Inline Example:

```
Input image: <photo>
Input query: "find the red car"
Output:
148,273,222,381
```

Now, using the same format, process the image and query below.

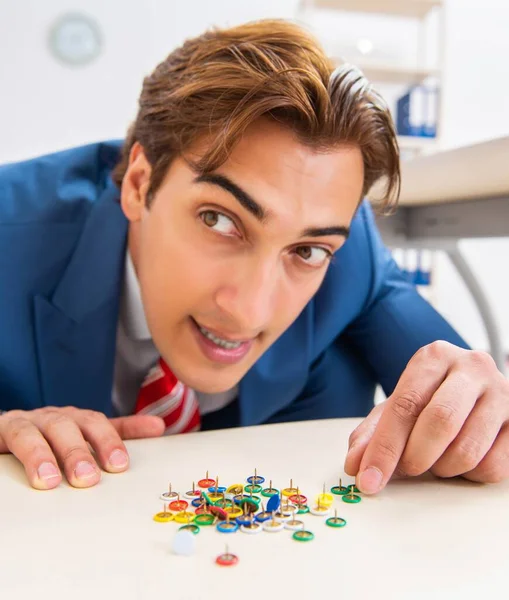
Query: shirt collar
121,251,152,340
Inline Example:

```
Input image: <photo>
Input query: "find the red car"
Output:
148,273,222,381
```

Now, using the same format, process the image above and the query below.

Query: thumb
344,402,386,476
110,414,166,440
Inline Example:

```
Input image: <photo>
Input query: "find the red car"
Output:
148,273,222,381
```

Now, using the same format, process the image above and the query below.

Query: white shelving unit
328,59,440,85
298,0,446,314
298,0,445,156
398,134,438,150
312,0,442,19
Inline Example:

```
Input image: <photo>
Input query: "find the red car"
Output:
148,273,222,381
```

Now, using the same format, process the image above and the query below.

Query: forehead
230,119,362,178
154,119,365,235
190,119,364,221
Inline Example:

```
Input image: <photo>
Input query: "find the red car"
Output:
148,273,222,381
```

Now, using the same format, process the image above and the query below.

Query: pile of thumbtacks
153,469,362,566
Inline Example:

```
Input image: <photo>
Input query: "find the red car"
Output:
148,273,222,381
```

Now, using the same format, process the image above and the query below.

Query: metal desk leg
447,245,506,375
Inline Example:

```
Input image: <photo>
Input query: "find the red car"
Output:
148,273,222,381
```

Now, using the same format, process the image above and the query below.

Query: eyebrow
193,172,350,239
301,225,350,239
194,173,266,221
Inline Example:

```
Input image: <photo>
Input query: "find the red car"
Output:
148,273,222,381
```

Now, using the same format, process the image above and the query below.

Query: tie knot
134,357,200,434
158,357,178,389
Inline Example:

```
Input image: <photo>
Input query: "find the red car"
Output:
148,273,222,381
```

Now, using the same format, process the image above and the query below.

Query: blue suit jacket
0,141,468,427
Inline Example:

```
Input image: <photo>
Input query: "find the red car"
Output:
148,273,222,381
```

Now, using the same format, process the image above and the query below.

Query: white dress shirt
111,253,238,417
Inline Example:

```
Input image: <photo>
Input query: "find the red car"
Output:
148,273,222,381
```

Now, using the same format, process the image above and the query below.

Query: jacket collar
49,177,127,322
33,177,128,413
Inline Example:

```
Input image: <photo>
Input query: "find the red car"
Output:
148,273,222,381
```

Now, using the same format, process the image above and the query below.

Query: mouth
190,318,255,365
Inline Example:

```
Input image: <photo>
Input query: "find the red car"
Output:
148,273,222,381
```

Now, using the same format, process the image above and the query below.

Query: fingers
430,390,507,479
355,346,450,494
110,414,165,440
0,431,7,453
0,413,62,490
75,410,130,474
398,370,483,477
0,408,165,491
462,421,509,484
344,402,385,476
36,411,101,488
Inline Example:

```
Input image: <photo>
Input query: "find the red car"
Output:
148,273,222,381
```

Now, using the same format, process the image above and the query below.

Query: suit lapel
239,301,314,425
33,179,127,415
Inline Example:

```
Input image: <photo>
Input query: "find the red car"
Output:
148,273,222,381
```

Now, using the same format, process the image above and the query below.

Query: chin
191,377,241,395
176,366,244,394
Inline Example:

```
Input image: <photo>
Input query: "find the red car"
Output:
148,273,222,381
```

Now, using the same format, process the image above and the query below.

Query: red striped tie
135,358,200,434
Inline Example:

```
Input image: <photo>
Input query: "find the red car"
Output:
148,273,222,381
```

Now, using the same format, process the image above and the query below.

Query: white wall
430,0,509,354
1,0,508,354
0,1,149,162
0,0,297,164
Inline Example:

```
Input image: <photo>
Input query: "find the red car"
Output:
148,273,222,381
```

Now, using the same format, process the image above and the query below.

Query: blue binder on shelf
396,91,411,136
396,86,438,138
423,86,438,138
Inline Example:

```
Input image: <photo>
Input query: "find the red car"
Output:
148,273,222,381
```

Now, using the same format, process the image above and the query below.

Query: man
1,20,508,494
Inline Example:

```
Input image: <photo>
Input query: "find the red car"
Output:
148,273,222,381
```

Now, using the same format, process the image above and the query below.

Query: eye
200,210,238,236
294,245,332,267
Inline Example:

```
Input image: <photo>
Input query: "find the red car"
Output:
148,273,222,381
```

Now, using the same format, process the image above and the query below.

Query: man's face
122,119,363,393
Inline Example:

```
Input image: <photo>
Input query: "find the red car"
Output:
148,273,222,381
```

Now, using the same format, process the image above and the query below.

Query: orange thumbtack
169,495,188,512
198,470,216,488
216,544,238,566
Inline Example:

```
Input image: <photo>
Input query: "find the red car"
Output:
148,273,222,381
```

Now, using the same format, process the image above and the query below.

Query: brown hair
112,19,400,211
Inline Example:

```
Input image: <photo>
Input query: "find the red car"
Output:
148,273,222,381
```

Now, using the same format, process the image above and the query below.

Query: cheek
136,219,196,319
269,274,324,336
137,219,226,324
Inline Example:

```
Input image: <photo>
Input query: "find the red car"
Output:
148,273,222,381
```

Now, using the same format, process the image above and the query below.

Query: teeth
199,325,243,350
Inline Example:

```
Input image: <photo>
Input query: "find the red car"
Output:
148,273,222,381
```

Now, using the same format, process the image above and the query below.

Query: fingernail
109,449,128,469
74,461,97,480
346,441,357,457
37,462,60,481
359,466,383,494
346,441,363,463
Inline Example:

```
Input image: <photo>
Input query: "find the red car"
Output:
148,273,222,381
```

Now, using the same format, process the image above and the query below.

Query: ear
120,142,152,222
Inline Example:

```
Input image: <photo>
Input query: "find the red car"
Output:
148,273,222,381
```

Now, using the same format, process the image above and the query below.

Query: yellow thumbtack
153,503,174,523
316,482,334,506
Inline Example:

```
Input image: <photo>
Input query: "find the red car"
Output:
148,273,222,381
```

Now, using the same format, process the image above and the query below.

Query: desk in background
375,136,509,373
1,418,509,600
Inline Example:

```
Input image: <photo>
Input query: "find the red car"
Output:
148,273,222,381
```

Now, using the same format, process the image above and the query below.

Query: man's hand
345,341,509,494
0,406,165,490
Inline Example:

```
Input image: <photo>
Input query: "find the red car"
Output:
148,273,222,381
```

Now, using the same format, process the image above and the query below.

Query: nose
214,256,280,334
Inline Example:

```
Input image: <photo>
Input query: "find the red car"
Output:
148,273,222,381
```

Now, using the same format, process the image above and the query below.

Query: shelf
398,135,438,150
311,0,442,19
331,58,440,84
367,138,439,206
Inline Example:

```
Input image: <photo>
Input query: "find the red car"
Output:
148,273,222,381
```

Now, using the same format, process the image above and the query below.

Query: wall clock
49,13,103,67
